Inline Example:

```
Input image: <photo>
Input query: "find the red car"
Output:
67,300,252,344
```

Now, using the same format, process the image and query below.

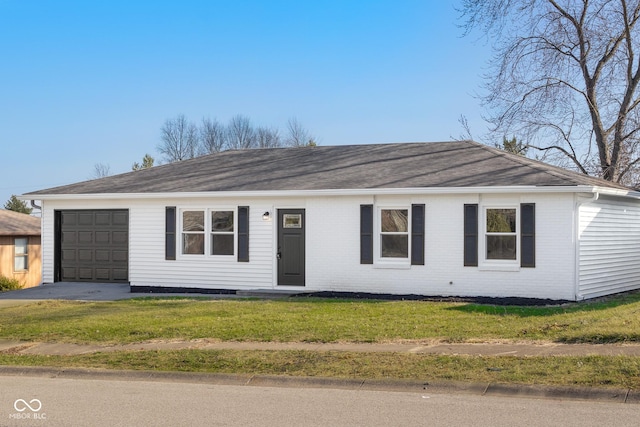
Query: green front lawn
1,292,640,345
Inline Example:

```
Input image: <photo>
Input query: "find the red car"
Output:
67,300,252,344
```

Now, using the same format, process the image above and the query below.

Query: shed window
14,238,28,271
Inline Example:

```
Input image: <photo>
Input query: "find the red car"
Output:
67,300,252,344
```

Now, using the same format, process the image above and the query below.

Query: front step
236,289,303,298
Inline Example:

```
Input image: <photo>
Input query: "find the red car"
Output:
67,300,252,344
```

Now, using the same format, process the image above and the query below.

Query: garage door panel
62,212,77,226
62,231,77,244
95,212,111,225
113,231,127,244
113,269,128,281
78,250,93,261
62,267,77,281
62,249,76,261
78,231,93,243
112,250,128,262
96,250,110,262
78,213,94,225
95,231,110,244
95,269,111,281
58,209,128,283
78,268,94,280
113,212,128,225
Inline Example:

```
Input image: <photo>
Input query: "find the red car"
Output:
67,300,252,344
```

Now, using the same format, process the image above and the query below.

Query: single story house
22,140,640,301
0,209,42,288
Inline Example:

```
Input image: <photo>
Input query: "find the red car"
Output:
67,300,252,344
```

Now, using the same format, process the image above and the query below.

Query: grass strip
2,294,640,344
1,350,639,389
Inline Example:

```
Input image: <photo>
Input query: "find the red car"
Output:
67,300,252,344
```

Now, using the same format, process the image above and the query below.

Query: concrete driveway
0,282,239,307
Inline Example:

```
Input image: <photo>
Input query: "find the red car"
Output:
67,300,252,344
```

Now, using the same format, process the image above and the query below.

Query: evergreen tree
4,195,32,214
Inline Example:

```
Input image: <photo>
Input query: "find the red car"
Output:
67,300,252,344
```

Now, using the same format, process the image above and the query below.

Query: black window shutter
411,204,425,265
464,204,478,267
165,206,176,260
238,206,250,262
360,205,373,264
520,203,535,268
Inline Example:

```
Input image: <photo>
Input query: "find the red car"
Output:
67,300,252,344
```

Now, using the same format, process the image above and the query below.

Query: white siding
41,192,584,300
304,193,577,300
131,198,277,289
578,196,640,299
41,202,54,283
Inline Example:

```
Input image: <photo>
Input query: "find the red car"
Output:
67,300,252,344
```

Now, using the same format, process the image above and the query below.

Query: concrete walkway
3,338,640,357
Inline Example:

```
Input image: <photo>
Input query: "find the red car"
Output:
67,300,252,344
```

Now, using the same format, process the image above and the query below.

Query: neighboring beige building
0,209,41,288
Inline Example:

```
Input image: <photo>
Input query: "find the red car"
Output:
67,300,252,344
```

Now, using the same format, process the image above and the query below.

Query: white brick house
24,141,640,301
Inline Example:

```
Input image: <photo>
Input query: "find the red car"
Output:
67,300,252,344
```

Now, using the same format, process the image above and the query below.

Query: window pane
14,256,27,271
381,209,408,232
183,234,204,254
14,238,28,255
212,234,234,255
381,235,408,258
283,214,302,229
183,211,204,232
212,211,234,232
487,209,516,233
487,235,516,260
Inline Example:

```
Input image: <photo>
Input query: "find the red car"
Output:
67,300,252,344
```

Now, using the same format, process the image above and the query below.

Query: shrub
0,275,23,292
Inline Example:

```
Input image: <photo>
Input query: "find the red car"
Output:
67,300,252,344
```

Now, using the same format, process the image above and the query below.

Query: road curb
0,365,636,404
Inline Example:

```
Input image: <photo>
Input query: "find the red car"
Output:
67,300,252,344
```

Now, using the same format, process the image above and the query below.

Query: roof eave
20,185,635,201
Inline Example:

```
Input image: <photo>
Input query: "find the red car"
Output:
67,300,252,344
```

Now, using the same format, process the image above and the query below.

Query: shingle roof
25,141,630,196
0,210,41,236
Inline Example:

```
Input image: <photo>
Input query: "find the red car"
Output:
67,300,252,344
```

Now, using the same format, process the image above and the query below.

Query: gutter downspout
574,191,600,301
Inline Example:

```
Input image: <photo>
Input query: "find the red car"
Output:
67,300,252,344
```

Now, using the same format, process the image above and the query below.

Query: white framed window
484,207,517,261
372,206,412,268
180,208,236,257
380,208,409,258
211,210,234,256
14,237,28,271
182,210,205,255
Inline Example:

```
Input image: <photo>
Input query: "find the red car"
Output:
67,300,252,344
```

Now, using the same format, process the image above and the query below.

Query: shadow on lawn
448,290,640,317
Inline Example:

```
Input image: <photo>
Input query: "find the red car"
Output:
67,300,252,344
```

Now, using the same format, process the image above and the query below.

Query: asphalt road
1,375,638,427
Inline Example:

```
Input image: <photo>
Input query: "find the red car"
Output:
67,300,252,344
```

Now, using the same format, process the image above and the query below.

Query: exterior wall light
262,211,271,221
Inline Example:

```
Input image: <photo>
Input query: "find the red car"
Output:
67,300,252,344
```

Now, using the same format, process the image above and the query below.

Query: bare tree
452,114,474,141
255,126,282,148
285,117,316,147
226,115,256,150
157,114,198,162
461,0,640,185
92,163,111,179
199,117,227,154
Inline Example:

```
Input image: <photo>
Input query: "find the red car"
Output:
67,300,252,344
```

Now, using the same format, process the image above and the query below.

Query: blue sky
0,0,491,205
